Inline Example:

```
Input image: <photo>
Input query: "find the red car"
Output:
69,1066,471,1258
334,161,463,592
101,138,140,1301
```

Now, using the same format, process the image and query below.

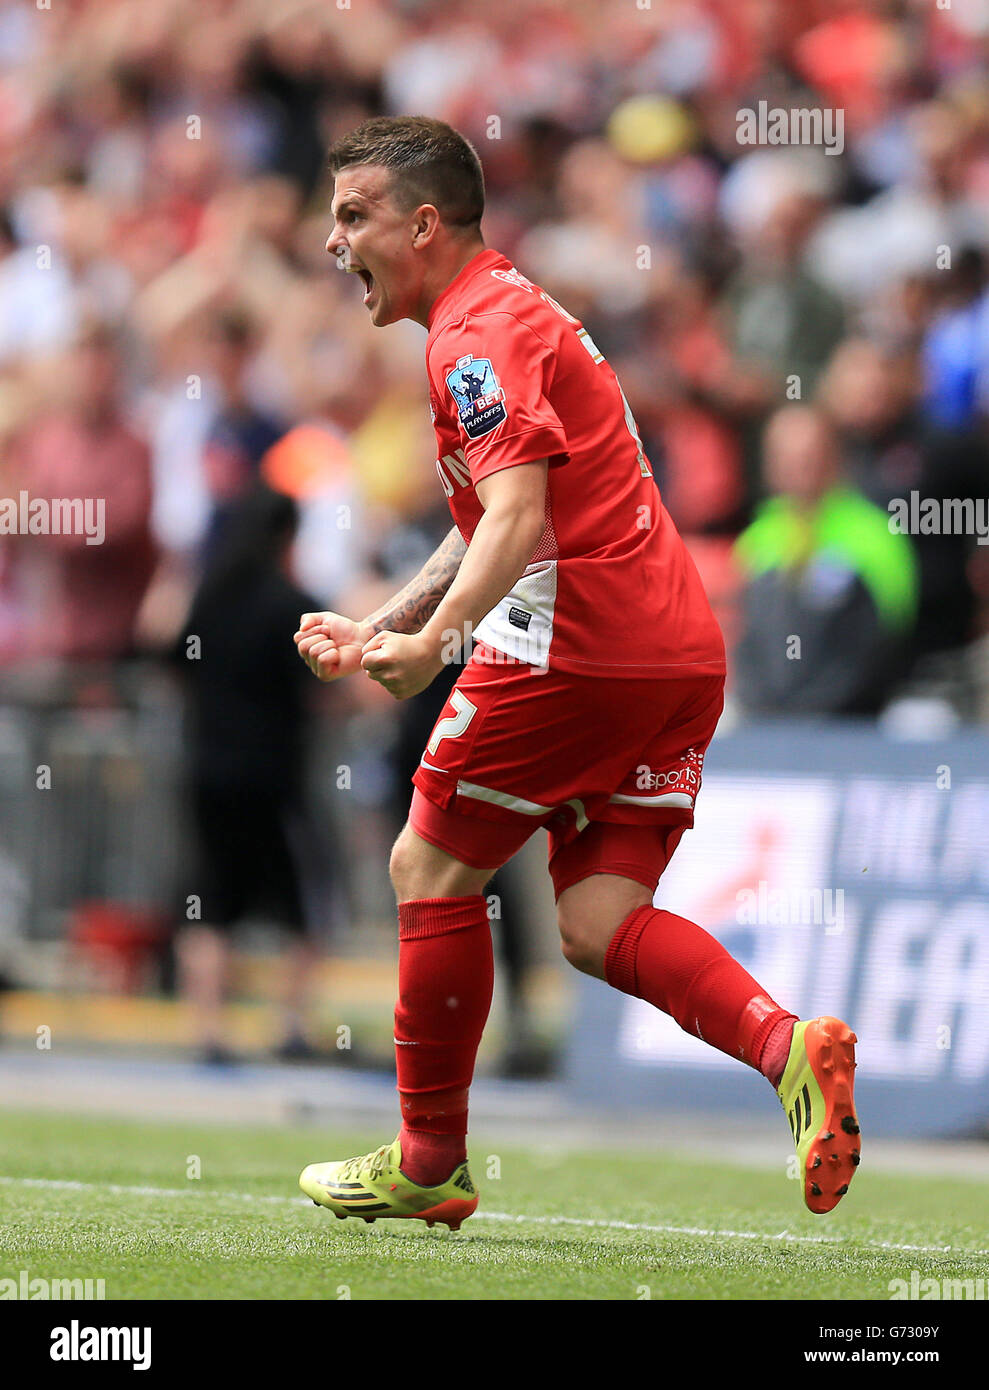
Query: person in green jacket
733,404,918,716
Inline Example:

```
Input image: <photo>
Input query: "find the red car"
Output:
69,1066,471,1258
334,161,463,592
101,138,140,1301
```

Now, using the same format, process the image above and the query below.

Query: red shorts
410,643,724,900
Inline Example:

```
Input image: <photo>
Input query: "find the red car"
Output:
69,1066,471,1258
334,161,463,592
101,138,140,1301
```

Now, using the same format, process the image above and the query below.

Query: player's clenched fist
360,630,446,700
295,611,373,682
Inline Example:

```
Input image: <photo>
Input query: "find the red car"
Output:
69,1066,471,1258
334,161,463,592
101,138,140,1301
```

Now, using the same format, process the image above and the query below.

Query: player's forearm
364,525,467,637
419,504,543,658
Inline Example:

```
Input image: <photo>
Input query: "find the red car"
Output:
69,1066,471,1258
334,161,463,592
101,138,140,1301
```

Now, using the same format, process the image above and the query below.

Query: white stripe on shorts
608,791,694,809
456,779,552,816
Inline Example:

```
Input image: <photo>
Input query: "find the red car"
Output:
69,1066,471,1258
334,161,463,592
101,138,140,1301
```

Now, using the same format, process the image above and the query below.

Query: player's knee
557,907,605,978
389,823,492,903
388,828,418,899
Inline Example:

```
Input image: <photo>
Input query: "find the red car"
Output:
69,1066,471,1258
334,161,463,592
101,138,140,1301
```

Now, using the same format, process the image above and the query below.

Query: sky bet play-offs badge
446,355,507,440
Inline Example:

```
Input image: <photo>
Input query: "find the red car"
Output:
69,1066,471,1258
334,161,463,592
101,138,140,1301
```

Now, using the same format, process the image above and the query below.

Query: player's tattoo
365,526,467,636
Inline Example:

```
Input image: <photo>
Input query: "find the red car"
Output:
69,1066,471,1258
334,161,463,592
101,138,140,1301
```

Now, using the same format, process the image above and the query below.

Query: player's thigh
404,649,568,898
389,808,503,903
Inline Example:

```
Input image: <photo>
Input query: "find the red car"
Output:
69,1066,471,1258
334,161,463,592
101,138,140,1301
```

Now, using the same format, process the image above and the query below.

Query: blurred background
0,0,987,1139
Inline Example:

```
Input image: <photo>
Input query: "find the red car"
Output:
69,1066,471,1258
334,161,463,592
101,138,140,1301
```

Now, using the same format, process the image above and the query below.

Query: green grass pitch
0,1109,986,1300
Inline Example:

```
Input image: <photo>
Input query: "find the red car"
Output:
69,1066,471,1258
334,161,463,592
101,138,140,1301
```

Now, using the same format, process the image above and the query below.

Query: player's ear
411,204,441,249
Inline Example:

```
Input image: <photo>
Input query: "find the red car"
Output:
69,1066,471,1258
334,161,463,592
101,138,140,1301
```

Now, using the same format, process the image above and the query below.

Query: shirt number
540,292,652,479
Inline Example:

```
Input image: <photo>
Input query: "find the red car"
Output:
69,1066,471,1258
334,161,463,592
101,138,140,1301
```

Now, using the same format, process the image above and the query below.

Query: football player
295,117,859,1230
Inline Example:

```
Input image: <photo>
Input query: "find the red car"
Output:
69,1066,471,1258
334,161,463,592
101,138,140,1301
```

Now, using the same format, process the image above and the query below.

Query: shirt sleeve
430,312,569,484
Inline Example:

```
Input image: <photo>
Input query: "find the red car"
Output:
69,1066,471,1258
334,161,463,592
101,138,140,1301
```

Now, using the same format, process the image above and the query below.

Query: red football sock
394,895,493,1186
604,905,797,1082
757,1013,798,1090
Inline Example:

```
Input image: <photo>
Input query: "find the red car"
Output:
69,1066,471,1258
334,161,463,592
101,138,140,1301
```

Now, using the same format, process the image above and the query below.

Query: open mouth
336,249,376,306
355,267,375,304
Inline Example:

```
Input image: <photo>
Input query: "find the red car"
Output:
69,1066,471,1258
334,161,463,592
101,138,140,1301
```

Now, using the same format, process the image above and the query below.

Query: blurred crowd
1,0,988,723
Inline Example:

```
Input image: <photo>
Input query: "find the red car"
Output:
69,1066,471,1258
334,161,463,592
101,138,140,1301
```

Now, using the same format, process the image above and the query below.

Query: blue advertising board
564,724,989,1138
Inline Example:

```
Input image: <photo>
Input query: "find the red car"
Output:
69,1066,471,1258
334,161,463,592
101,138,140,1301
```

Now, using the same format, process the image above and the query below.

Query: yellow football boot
300,1139,478,1231
778,1016,861,1214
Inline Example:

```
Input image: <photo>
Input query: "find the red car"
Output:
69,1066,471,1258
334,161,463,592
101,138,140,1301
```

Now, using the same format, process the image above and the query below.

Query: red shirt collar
426,248,507,332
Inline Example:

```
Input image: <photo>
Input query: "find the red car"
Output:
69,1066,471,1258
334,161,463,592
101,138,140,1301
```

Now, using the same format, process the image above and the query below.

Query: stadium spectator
9,322,155,665
723,179,846,408
733,404,918,716
173,483,325,1064
921,245,989,433
201,306,287,551
820,337,987,667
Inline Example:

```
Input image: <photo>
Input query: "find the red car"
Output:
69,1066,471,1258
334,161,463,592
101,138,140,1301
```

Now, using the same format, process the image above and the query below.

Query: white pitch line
1,1175,986,1260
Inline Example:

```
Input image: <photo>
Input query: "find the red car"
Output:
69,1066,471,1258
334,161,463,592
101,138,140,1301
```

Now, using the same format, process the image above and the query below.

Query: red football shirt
425,249,726,678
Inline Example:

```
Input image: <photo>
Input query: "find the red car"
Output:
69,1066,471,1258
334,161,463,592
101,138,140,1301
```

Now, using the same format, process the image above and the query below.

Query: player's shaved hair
327,116,485,233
